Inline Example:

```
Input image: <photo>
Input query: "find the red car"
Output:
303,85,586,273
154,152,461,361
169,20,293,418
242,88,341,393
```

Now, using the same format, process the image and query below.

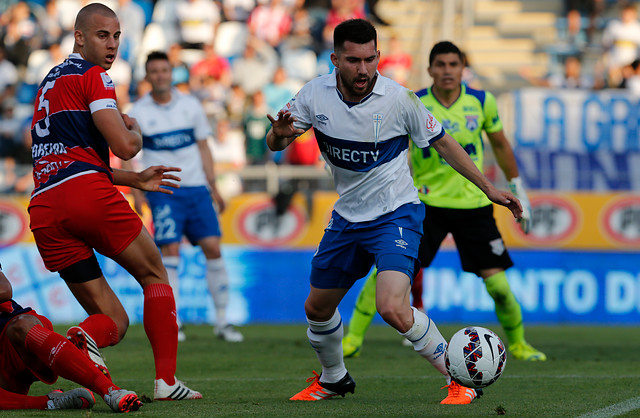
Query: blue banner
511,88,640,190
2,244,639,325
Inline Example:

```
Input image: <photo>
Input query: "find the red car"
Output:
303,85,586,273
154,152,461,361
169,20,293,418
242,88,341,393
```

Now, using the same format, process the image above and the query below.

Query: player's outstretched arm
112,166,182,194
432,134,523,219
266,110,305,151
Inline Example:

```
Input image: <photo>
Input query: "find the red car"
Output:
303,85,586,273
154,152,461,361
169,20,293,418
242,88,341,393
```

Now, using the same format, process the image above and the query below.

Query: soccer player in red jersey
28,3,201,400
0,263,142,412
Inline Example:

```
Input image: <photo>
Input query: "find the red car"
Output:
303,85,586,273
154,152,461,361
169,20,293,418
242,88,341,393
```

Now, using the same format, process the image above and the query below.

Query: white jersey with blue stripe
130,89,212,187
284,71,445,222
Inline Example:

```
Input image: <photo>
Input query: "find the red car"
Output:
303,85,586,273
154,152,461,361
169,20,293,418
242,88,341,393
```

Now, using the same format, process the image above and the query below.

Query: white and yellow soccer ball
445,326,507,389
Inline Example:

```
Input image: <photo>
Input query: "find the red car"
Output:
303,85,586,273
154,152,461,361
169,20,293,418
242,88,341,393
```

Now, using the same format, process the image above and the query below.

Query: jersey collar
429,83,464,109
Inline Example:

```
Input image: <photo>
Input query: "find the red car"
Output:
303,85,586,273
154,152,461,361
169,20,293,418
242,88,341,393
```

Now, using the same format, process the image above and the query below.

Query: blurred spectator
191,43,232,118
209,117,247,169
167,43,190,92
1,1,38,70
519,55,594,89
222,0,256,22
176,0,221,49
0,45,19,106
232,36,278,95
321,0,365,50
226,83,248,127
378,34,412,86
563,9,589,53
263,66,298,114
601,3,640,87
243,90,271,165
116,0,146,65
190,42,233,91
55,0,82,32
247,0,293,48
0,98,21,157
1,118,33,194
24,42,64,86
280,7,315,52
565,0,605,43
39,0,65,48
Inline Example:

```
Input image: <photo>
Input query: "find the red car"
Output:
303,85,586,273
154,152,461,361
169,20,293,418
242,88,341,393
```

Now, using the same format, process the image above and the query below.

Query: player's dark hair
429,41,463,66
334,19,377,53
146,50,169,67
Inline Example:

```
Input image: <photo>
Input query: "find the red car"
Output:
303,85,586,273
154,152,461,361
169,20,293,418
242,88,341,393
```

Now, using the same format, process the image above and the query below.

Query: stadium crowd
0,0,638,195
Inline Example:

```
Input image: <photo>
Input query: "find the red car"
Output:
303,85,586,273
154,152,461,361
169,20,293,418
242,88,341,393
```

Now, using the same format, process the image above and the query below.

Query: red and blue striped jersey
30,53,118,198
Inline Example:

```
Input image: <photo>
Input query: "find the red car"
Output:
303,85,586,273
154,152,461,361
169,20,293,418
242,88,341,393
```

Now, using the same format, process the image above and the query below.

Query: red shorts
0,311,56,395
28,172,143,272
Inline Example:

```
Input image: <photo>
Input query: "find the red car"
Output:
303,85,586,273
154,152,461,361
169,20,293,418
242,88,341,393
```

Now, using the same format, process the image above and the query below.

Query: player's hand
137,166,182,194
509,177,531,234
210,187,226,214
121,113,142,136
267,111,305,143
486,187,523,220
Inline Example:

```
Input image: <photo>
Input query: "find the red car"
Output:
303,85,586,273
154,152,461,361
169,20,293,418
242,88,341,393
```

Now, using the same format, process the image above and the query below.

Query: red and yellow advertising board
1,191,638,250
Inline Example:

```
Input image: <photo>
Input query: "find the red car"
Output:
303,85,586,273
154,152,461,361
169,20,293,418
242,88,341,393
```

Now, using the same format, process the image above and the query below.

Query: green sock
345,268,378,345
484,271,524,345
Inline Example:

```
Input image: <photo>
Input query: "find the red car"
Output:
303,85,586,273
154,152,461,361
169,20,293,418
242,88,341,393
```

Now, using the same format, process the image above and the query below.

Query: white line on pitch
576,397,640,418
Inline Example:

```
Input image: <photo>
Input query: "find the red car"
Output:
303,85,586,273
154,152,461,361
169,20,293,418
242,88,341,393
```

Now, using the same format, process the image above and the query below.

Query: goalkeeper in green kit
342,41,546,362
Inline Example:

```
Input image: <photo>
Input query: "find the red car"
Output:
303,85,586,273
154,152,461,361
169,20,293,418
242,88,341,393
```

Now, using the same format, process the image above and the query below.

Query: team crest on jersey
373,113,383,145
100,72,115,89
465,115,478,131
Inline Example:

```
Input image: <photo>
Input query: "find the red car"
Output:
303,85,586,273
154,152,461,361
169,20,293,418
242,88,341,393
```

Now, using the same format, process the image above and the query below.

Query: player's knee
303,299,334,322
377,302,405,330
6,314,42,345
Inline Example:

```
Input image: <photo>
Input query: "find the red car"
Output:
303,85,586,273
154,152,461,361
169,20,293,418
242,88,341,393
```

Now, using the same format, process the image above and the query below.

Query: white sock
307,310,347,383
400,307,449,380
163,256,181,328
206,258,229,328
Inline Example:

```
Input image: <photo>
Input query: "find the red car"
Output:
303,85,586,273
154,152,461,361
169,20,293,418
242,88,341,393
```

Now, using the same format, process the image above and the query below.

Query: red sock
0,386,48,410
411,268,424,311
143,283,177,384
24,325,116,397
77,314,119,347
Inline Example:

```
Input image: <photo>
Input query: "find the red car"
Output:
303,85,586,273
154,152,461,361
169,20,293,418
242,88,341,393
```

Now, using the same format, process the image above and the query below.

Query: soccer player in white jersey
128,51,243,343
267,19,523,404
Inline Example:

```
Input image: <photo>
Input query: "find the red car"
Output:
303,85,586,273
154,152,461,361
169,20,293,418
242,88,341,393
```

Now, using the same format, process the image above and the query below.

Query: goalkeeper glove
509,177,531,234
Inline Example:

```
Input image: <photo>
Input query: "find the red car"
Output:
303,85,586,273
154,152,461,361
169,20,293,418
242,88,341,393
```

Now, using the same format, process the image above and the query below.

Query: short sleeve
400,88,444,148
85,66,118,113
282,83,313,132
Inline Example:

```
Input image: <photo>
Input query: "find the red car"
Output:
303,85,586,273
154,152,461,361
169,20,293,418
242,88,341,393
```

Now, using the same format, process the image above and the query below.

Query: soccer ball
445,326,507,389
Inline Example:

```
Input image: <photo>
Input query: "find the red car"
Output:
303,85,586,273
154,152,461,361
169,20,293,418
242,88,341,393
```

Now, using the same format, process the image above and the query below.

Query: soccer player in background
28,3,201,400
342,40,546,363
0,263,142,412
267,19,524,404
126,51,243,343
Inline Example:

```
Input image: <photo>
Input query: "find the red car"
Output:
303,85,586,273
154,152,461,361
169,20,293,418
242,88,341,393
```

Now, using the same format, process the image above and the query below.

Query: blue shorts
146,186,220,246
310,203,424,289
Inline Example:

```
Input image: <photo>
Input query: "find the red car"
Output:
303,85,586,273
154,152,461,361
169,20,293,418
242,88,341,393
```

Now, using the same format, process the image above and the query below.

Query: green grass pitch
8,324,640,416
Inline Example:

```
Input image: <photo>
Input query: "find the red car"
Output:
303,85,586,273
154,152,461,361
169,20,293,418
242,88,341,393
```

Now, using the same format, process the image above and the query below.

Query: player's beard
340,72,376,101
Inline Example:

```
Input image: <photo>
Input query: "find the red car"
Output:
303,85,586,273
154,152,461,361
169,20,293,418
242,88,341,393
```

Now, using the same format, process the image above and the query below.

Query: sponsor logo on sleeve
100,72,115,89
